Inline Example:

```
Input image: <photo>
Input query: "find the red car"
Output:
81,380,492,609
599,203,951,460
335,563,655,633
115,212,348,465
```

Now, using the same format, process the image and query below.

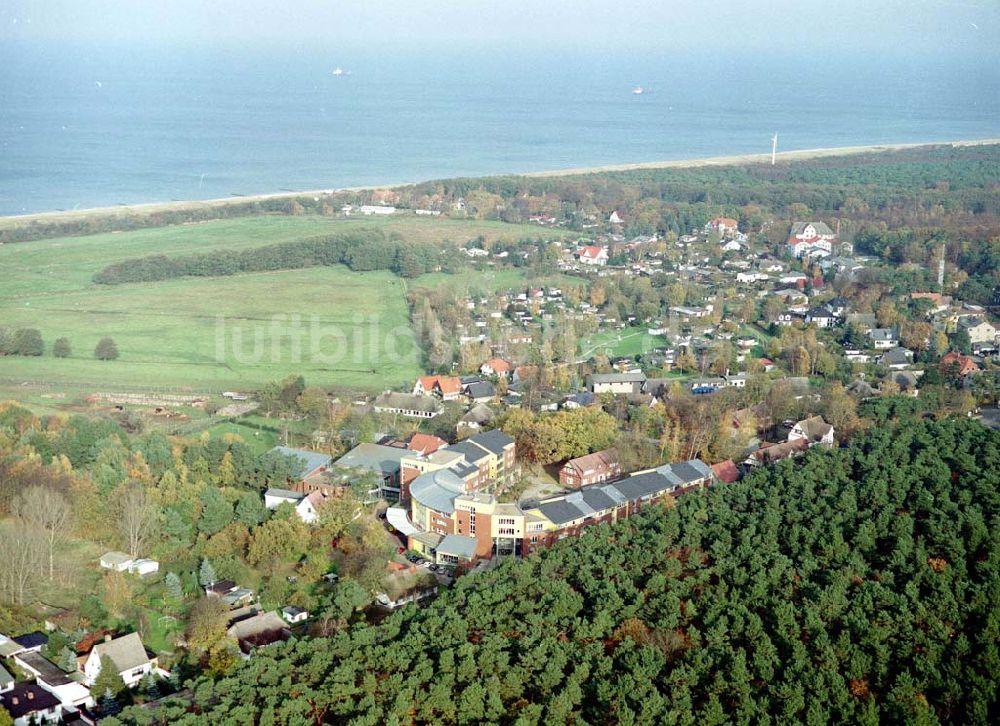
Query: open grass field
0,214,568,398
578,328,668,359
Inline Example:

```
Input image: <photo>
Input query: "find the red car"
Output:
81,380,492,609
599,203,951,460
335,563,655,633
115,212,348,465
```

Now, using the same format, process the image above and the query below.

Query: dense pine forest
110,417,1000,725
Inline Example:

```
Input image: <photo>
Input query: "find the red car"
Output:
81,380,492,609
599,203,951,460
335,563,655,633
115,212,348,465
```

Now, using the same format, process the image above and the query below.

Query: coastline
2,138,998,228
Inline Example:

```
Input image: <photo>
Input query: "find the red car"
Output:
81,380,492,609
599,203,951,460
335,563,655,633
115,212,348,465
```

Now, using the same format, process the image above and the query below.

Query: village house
1,684,63,726
227,610,291,656
940,351,979,378
787,415,835,447
294,489,336,524
879,347,915,370
559,448,621,489
958,316,998,345
263,487,305,510
747,438,811,467
480,358,513,378
711,459,741,484
458,403,495,435
99,551,133,572
577,245,609,266
805,306,838,328
373,391,444,418
869,327,899,349
83,632,156,688
13,650,92,710
706,217,739,237
204,580,256,608
413,375,463,400
588,371,647,395
463,380,496,404
787,221,836,258
282,606,309,624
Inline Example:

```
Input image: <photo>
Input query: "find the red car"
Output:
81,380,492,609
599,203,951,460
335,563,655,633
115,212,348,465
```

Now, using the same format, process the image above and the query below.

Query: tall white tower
771,133,778,165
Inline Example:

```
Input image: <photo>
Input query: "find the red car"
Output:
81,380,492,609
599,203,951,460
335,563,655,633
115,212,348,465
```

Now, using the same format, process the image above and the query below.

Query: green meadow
578,327,668,359
0,214,568,395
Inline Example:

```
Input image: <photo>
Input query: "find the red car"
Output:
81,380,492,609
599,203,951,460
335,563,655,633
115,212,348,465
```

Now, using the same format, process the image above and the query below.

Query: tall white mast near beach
771,133,778,165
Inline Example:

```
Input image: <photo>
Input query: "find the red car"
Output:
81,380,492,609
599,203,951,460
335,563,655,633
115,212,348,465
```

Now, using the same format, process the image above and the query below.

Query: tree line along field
0,215,569,393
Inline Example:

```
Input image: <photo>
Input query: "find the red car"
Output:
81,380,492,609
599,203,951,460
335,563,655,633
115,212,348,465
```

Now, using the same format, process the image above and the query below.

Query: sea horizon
3,137,998,223
2,42,998,216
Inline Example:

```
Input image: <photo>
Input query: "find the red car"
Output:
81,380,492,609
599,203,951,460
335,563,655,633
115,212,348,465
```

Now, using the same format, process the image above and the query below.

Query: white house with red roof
480,358,513,378
577,245,609,266
787,222,836,258
413,375,463,400
296,489,333,523
706,217,739,237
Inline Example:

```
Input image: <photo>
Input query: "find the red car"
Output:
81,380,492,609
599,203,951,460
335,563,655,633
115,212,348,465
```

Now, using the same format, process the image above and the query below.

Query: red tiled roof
417,375,462,395
711,459,740,484
940,352,978,376
408,433,447,455
753,438,810,464
484,358,512,373
562,448,619,475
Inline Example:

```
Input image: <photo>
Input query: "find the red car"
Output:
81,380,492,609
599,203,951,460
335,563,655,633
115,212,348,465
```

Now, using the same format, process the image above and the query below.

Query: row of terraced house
386,430,715,566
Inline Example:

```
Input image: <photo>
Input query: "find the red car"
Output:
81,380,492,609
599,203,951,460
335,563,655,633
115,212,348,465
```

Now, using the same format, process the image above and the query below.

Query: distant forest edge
110,416,1000,724
91,230,447,284
1,143,998,246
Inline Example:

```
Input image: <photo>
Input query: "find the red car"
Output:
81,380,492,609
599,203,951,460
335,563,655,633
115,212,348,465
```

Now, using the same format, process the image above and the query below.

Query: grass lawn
0,266,420,391
140,606,183,655
204,421,279,454
578,328,668,359
0,215,572,397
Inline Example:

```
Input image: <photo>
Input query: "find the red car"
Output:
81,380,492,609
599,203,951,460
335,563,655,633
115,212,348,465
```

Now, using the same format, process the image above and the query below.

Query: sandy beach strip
2,138,997,229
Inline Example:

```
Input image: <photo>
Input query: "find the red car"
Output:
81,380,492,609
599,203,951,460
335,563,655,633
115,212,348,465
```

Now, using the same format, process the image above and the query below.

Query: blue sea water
0,43,998,216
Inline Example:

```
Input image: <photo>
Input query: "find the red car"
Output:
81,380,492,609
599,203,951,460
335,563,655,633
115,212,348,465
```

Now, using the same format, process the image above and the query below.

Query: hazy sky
2,0,997,54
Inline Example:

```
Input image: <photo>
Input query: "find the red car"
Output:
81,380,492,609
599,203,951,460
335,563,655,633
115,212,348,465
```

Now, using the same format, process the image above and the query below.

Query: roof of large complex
408,433,448,454
410,468,467,515
535,459,713,526
269,446,332,479
334,443,410,475
436,534,478,559
447,440,491,464
386,506,421,537
467,428,515,455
